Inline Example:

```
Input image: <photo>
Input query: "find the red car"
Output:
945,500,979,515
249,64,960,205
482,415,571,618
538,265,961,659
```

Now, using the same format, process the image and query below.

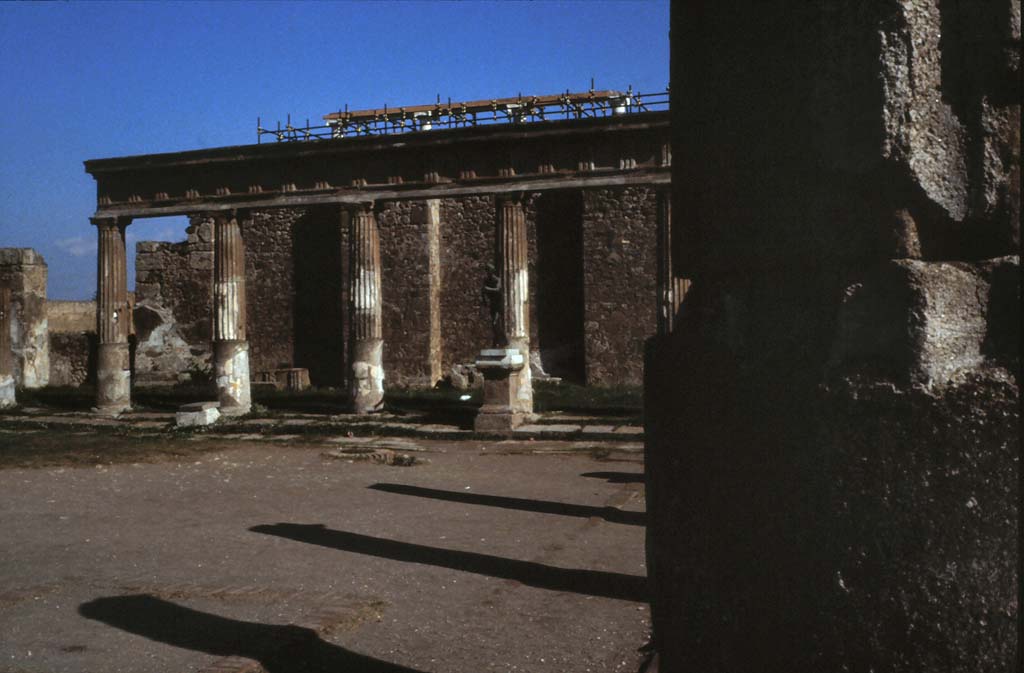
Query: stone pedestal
93,218,132,415
176,401,220,427
213,213,251,416
0,286,13,408
473,348,529,432
348,203,385,414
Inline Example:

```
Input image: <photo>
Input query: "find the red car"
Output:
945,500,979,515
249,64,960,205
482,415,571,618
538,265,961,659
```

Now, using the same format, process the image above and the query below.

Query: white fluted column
212,211,251,415
496,193,532,413
348,202,384,413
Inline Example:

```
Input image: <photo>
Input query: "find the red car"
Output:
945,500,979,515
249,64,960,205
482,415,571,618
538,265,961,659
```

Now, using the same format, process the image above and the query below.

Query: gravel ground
0,431,650,673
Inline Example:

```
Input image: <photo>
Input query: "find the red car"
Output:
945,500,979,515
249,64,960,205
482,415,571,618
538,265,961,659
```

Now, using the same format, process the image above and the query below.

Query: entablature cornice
85,112,670,220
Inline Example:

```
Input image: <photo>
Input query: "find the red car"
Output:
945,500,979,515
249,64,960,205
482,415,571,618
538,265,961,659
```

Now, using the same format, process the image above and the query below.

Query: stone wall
438,196,497,376
47,300,95,333
379,200,434,387
47,300,94,387
0,248,48,388
132,191,658,389
582,187,657,384
646,2,1020,671
134,220,214,386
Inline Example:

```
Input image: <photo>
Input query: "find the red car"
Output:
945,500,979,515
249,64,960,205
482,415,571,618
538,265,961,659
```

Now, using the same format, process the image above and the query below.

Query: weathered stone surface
0,248,49,388
95,342,130,415
582,187,657,384
0,286,14,408
646,3,1020,672
46,300,96,333
134,220,215,385
378,200,435,387
474,348,528,432
213,339,251,415
47,332,94,387
175,401,220,427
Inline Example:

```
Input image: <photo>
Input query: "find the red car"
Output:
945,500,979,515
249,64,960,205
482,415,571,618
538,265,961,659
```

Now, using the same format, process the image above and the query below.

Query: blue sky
0,1,669,299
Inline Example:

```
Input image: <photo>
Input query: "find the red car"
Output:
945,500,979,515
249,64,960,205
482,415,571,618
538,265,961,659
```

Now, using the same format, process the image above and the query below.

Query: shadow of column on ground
79,594,425,673
368,482,646,526
250,522,648,603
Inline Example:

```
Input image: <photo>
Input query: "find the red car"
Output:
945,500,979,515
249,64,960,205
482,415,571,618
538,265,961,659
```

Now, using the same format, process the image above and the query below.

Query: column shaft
496,194,532,413
348,203,384,413
0,286,14,407
94,217,131,414
213,213,251,415
656,189,689,334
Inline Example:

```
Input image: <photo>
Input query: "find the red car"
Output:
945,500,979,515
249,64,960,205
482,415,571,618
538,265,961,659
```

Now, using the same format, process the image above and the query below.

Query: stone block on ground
176,401,220,427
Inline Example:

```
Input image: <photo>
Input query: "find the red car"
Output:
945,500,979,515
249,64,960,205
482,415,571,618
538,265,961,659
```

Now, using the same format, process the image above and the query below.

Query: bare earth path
0,431,649,673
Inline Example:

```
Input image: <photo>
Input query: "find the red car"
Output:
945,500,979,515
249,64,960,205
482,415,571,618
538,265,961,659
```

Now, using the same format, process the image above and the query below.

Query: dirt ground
0,429,650,673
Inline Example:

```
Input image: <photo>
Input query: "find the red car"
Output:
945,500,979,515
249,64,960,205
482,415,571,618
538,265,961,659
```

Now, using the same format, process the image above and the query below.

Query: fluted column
212,211,251,415
656,188,690,335
496,193,532,413
93,216,132,414
0,286,14,408
348,202,384,413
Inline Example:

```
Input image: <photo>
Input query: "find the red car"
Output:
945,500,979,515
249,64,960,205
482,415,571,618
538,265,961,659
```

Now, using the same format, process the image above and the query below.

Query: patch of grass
0,429,239,470
533,381,642,416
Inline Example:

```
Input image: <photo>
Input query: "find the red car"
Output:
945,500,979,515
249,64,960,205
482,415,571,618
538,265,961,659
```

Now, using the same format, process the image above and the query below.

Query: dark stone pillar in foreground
348,202,384,413
212,212,251,415
93,216,132,415
646,3,1019,672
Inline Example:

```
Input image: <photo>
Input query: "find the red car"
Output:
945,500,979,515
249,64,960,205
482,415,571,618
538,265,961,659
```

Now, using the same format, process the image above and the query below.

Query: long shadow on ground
251,523,648,603
368,483,646,526
581,471,645,484
79,594,423,673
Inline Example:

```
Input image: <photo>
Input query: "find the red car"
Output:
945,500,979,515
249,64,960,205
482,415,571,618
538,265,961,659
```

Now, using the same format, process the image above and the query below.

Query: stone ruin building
81,90,674,414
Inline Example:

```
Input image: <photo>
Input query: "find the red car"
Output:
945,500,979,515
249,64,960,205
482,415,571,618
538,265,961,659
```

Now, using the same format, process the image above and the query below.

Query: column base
351,338,385,414
214,339,251,416
474,348,530,432
0,375,15,409
95,342,131,415
507,338,533,414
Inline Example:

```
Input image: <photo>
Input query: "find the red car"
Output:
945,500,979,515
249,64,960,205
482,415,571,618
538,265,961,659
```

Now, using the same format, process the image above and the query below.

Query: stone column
348,202,384,413
496,193,532,413
645,4,1020,672
212,211,251,415
655,188,690,335
93,216,131,414
0,286,14,408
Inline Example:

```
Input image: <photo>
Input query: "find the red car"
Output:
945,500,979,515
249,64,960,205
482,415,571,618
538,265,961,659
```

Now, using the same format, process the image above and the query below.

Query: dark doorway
535,191,585,382
293,208,344,386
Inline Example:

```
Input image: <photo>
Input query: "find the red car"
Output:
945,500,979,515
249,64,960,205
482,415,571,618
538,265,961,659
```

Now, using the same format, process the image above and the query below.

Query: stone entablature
84,112,669,219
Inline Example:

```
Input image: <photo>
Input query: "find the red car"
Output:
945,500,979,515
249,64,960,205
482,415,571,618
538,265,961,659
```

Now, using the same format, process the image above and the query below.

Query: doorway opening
535,191,585,383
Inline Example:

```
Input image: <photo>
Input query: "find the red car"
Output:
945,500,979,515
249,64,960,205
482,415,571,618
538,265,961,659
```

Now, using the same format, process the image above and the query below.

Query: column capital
209,209,245,225
345,200,376,215
495,191,525,207
90,215,131,229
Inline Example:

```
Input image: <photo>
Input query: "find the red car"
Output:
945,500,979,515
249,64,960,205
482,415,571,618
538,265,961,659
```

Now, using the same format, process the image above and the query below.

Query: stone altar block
474,348,531,432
